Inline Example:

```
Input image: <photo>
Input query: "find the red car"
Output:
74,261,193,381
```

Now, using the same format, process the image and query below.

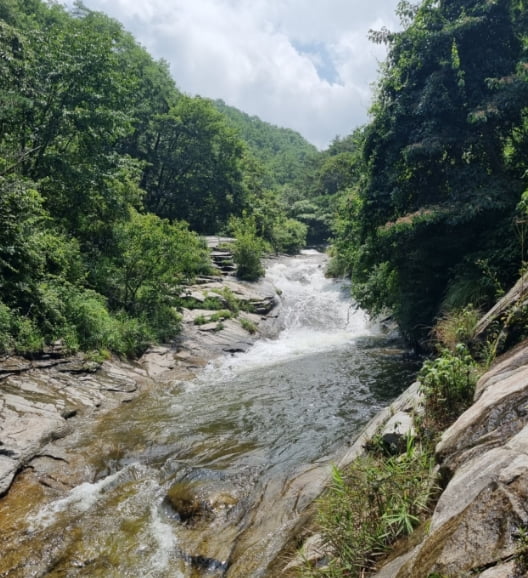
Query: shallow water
0,251,419,577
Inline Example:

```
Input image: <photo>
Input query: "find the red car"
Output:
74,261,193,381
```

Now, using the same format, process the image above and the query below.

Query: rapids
0,251,419,577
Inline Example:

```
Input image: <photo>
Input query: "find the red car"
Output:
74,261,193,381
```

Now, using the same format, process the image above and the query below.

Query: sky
63,0,401,149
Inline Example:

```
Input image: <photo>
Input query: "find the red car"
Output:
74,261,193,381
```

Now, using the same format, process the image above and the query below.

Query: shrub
308,439,434,577
65,288,121,352
240,317,257,334
229,216,266,281
210,287,240,313
0,302,14,354
111,312,155,357
419,344,477,432
271,218,307,254
13,317,44,355
432,306,480,352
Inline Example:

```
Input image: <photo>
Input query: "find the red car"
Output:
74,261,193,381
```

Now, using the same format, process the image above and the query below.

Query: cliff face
281,273,528,577
372,284,528,577
373,342,528,577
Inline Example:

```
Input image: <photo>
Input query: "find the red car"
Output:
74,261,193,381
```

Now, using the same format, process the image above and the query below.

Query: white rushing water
207,250,375,376
14,251,418,578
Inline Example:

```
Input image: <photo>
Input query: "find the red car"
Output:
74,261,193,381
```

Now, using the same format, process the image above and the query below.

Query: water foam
204,251,375,377
27,468,128,531
146,504,182,576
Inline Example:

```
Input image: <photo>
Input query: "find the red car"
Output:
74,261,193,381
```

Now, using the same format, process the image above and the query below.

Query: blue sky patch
293,41,341,85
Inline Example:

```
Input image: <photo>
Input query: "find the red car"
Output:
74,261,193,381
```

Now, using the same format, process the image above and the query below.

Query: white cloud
63,0,401,148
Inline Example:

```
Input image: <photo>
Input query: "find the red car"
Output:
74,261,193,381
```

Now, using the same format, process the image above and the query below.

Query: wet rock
166,482,205,523
283,383,424,576
208,491,238,512
0,456,18,496
382,411,415,439
479,561,518,577
386,430,528,577
338,382,422,469
436,348,528,473
175,271,278,362
367,410,416,456
283,534,329,572
165,479,240,525
0,357,152,495
179,317,261,359
182,553,229,574
249,296,276,315
473,271,528,353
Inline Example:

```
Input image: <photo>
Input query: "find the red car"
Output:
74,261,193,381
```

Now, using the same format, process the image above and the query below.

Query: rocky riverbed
285,272,528,578
5,250,528,578
0,257,279,498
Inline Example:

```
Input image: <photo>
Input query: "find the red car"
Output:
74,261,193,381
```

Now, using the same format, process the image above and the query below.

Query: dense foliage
307,439,434,577
213,99,319,189
330,0,528,346
214,100,319,247
0,0,316,356
5,0,523,356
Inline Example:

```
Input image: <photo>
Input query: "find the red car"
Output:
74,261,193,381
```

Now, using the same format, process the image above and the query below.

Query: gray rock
436,355,528,472
0,357,151,495
371,342,528,578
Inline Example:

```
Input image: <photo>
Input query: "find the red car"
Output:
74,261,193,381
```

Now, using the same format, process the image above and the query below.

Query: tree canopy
330,0,528,346
0,0,317,356
4,0,522,354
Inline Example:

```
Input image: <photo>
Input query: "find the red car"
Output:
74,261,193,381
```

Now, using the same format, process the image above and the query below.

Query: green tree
229,215,266,281
99,209,211,333
142,96,246,233
336,0,528,345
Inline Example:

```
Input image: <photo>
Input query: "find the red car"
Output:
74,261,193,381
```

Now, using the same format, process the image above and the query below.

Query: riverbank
0,256,279,498
282,272,528,577
0,250,419,577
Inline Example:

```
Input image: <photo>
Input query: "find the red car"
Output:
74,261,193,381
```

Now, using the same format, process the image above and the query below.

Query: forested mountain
330,0,528,347
0,0,313,357
213,100,318,188
3,0,523,357
212,100,338,246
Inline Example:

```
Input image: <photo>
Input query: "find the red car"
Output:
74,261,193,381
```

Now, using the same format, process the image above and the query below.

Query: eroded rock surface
0,356,151,495
0,259,278,497
371,341,528,578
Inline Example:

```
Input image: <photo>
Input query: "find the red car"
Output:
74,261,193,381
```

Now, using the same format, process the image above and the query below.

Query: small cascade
0,251,419,578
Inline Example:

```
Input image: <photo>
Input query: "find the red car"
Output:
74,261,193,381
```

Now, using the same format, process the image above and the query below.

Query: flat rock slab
0,358,151,495
0,267,279,497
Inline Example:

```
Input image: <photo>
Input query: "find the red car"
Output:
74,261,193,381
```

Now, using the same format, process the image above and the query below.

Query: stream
0,251,419,577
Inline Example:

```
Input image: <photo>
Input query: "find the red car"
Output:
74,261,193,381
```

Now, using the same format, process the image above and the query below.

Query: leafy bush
13,317,44,355
210,287,241,313
64,287,121,352
111,312,155,358
0,301,14,354
108,210,211,313
229,215,266,281
307,439,434,577
432,306,480,352
419,345,478,431
240,317,257,334
271,218,307,254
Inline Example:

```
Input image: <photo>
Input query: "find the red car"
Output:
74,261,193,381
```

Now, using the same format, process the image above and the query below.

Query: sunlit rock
371,341,528,578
